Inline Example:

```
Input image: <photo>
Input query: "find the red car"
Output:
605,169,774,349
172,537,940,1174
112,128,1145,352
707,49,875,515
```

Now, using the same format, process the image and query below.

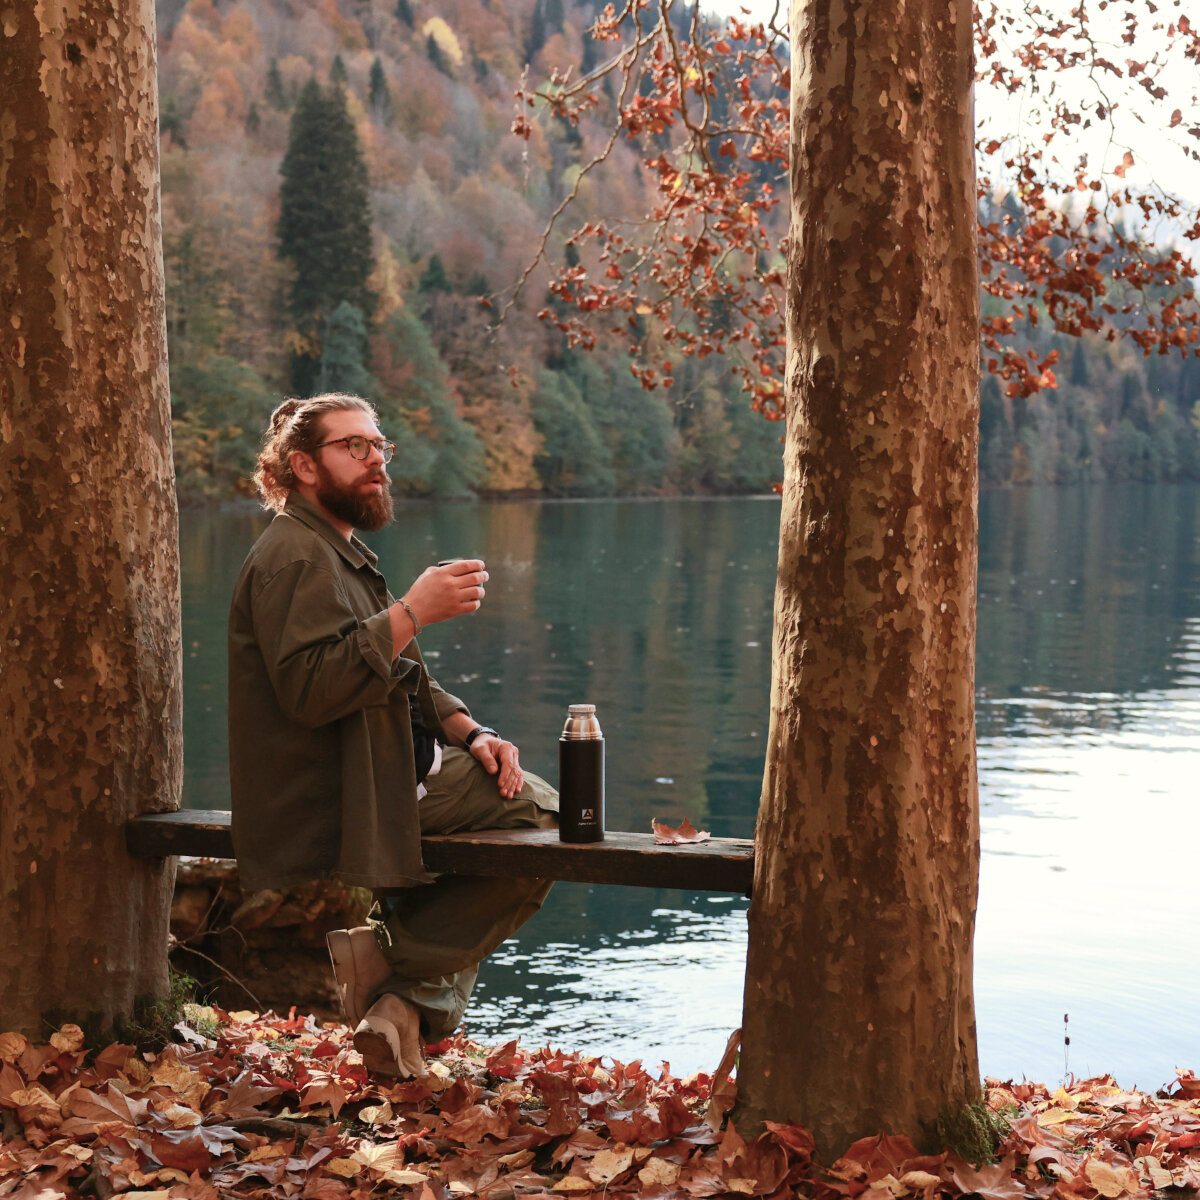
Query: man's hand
390,560,488,650
469,735,525,800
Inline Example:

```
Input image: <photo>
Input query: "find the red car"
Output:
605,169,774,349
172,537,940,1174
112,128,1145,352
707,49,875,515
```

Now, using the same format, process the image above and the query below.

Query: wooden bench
126,809,755,894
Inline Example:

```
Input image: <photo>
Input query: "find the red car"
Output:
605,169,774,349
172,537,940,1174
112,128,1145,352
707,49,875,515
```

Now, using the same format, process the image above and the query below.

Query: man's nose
365,440,385,465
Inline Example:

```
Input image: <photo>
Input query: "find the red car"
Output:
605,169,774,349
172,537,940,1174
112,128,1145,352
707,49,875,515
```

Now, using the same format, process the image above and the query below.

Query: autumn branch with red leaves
508,0,1199,414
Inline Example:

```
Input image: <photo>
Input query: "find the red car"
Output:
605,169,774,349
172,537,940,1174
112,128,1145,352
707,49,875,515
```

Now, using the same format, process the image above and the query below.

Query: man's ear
291,449,319,486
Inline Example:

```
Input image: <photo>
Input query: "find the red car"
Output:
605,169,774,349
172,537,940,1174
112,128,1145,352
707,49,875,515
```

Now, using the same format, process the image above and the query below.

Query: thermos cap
562,703,603,741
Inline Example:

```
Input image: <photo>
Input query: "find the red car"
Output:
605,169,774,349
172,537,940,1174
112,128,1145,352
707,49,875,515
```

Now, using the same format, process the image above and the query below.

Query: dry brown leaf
899,1169,943,1189
206,1071,283,1120
1036,1107,1075,1126
157,1102,202,1129
552,1177,596,1193
350,1137,427,1185
0,1032,28,1062
651,817,711,845
1133,1156,1173,1191
300,1078,348,1118
353,1142,407,1173
706,1028,740,1130
298,1178,353,1200
383,1168,431,1186
50,1023,85,1053
946,1156,1029,1200
324,1156,362,1178
150,1059,210,1108
247,1143,290,1162
358,1101,393,1124
1084,1159,1140,1198
499,1149,536,1169
13,1084,62,1128
638,1157,681,1186
124,1057,153,1087
764,1120,816,1161
150,1129,219,1173
587,1145,635,1184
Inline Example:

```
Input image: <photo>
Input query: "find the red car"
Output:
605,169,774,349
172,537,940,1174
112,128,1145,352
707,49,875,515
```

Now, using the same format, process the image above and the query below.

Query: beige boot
326,927,392,1028
353,993,427,1079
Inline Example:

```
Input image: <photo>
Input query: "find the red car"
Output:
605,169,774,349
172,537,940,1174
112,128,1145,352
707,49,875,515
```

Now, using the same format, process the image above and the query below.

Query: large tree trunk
738,0,981,1155
0,0,180,1036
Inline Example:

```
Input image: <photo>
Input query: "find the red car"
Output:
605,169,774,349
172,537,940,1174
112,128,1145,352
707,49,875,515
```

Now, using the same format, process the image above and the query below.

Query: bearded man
228,393,557,1078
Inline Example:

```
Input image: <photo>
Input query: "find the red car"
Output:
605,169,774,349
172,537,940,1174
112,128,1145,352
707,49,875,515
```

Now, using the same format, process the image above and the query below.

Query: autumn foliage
3,1011,1200,1199
514,0,1200,411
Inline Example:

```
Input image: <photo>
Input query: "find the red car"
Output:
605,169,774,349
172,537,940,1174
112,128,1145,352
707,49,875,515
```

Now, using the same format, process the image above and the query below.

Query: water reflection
181,486,1200,1086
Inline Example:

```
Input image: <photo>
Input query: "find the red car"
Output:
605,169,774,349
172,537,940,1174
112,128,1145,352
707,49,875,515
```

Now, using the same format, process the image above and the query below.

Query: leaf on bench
651,817,711,845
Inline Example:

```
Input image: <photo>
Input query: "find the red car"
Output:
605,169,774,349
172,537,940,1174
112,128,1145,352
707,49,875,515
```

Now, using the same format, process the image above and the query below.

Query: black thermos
558,703,604,842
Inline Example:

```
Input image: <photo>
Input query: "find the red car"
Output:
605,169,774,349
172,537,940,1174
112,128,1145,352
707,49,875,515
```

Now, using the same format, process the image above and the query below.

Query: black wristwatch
463,725,499,750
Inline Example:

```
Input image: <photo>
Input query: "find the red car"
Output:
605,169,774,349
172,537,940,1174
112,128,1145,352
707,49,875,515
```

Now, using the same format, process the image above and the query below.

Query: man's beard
315,461,394,532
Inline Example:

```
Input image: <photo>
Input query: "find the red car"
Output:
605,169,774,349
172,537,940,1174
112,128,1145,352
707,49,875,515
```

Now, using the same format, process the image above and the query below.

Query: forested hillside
157,0,784,500
156,0,1200,500
980,327,1200,486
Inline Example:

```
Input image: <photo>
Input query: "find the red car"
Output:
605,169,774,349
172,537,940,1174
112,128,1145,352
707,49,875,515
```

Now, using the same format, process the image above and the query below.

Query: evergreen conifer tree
394,0,414,26
159,94,188,148
531,368,615,496
317,302,375,397
1069,339,1089,386
244,101,260,135
329,55,348,88
368,58,392,123
1178,352,1200,410
266,58,287,109
418,253,450,294
278,79,375,394
526,0,546,61
380,309,484,497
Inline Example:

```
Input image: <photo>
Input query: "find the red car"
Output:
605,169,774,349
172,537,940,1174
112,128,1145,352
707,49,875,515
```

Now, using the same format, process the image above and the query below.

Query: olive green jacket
227,492,469,890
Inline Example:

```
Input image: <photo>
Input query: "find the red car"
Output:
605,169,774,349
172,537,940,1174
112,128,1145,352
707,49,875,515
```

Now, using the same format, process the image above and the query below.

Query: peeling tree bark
738,0,981,1155
0,0,180,1035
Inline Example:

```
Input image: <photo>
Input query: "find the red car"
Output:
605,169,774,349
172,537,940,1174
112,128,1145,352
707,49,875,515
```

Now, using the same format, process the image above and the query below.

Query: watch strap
464,725,498,749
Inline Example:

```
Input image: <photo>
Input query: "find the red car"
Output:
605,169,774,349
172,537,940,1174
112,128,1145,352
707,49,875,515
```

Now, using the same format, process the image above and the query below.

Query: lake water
180,485,1200,1090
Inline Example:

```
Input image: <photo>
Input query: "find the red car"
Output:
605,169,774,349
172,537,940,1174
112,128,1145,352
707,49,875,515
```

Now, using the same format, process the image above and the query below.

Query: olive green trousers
369,746,558,1040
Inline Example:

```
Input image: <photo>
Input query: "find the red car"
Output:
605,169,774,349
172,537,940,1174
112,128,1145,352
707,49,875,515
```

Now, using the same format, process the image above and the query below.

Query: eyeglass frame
312,435,396,463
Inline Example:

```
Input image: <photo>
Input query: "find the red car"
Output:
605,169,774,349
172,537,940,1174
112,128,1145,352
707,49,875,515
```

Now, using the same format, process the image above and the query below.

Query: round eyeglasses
313,435,396,463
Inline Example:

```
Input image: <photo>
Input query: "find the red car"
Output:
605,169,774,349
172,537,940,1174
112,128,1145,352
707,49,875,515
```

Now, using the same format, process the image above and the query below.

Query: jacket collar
281,491,379,571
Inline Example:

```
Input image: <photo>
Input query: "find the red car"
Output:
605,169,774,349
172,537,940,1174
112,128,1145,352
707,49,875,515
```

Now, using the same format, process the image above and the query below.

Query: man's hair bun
269,399,303,431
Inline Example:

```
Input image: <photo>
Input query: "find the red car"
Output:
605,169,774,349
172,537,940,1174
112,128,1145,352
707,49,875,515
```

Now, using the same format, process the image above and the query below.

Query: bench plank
126,810,754,894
